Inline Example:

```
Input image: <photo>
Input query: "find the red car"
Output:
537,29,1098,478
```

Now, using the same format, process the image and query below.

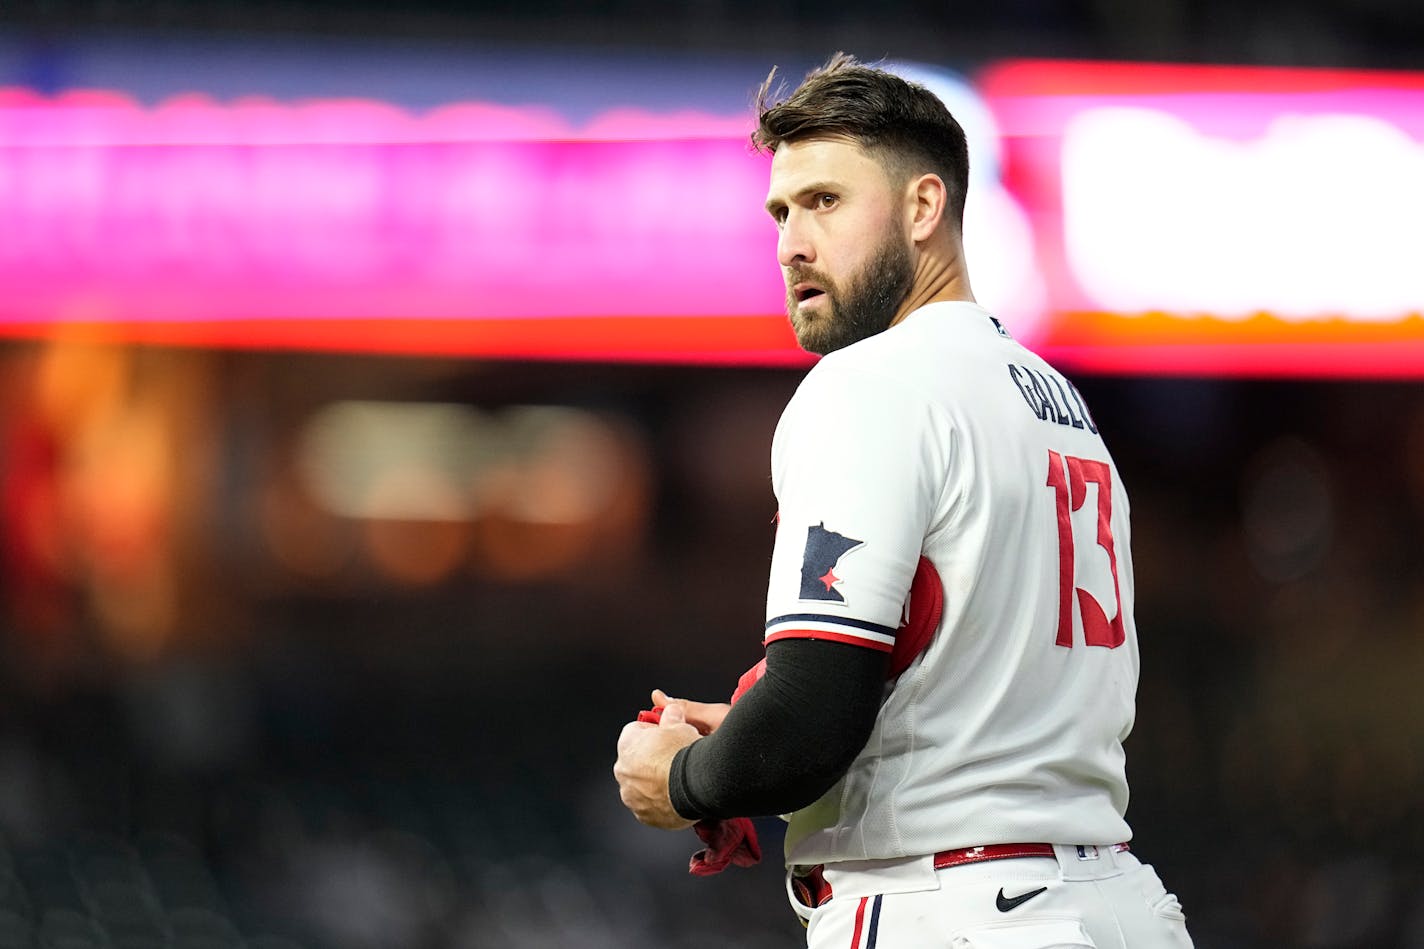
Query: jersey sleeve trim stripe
764,628,895,652
764,614,898,650
766,613,899,636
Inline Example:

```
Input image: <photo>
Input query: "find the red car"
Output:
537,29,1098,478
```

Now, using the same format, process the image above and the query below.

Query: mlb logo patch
800,522,863,602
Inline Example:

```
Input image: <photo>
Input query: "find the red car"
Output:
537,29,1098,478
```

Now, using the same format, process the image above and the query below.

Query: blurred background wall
1,2,1423,948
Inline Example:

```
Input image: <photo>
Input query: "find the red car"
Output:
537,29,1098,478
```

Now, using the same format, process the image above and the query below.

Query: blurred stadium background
1,1,1423,947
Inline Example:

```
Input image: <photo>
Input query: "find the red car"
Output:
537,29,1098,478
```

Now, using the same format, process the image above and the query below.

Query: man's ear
906,173,948,243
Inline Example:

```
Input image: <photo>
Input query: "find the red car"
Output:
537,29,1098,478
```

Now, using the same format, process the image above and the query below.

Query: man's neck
891,239,974,327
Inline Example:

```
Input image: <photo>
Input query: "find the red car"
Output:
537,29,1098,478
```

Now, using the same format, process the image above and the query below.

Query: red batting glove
637,701,762,875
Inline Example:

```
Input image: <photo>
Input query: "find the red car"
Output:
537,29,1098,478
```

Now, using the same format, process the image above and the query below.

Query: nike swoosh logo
996,886,1048,912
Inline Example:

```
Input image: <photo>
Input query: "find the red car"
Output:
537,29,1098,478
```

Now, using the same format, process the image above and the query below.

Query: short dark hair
753,52,970,229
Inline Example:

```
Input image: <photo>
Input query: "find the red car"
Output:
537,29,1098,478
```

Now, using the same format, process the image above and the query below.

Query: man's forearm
668,638,888,820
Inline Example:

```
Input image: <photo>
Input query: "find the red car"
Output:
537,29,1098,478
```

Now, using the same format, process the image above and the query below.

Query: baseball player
614,53,1195,948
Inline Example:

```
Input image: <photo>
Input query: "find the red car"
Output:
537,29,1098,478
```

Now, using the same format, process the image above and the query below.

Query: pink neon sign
11,66,1424,376
0,89,787,356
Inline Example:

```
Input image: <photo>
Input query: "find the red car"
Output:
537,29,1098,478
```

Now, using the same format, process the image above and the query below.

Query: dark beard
785,234,915,356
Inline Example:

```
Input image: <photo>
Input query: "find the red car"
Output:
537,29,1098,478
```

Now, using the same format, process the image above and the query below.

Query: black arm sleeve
667,637,888,820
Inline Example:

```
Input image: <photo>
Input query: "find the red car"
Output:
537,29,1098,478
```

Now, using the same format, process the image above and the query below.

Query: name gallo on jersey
1007,364,1098,434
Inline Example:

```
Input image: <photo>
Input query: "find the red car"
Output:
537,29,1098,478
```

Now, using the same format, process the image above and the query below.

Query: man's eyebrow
764,181,840,214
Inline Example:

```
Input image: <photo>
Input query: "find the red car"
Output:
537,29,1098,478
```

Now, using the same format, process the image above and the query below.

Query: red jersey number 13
1046,450,1126,649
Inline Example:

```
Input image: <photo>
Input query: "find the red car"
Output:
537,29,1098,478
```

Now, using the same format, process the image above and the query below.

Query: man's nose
777,213,814,268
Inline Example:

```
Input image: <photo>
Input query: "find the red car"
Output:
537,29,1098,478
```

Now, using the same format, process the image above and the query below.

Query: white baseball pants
794,845,1194,948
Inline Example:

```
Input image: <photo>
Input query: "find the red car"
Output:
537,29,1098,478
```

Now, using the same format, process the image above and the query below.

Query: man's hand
651,689,732,736
614,703,702,830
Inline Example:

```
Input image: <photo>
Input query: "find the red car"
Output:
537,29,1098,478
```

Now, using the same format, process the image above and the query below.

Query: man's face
764,137,915,356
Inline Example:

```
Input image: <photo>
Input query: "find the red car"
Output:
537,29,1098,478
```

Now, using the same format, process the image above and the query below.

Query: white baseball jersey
764,300,1138,867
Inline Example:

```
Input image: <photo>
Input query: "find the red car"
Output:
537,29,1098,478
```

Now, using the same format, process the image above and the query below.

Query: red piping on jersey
849,896,869,949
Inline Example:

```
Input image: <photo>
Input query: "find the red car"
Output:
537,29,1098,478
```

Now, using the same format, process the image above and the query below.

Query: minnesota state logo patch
799,523,864,602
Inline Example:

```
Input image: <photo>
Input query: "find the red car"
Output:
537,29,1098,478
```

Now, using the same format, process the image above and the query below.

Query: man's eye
816,194,837,209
